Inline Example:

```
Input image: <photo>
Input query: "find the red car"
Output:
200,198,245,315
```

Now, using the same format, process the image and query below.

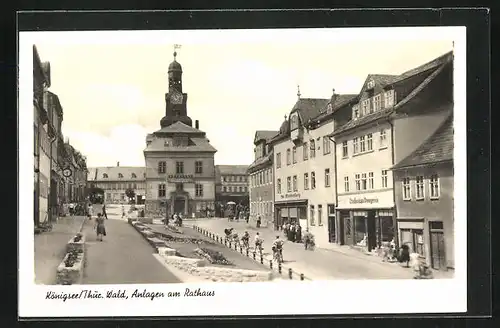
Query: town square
30,30,456,286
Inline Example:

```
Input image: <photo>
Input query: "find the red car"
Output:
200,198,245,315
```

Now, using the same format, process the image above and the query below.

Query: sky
26,28,456,167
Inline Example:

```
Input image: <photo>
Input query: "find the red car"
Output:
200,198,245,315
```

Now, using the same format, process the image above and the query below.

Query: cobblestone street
81,218,181,284
190,218,417,280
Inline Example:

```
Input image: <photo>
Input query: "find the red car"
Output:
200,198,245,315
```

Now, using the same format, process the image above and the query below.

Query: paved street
190,218,416,280
34,216,86,285
82,217,181,284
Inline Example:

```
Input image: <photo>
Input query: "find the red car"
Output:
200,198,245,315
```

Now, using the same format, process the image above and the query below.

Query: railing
192,225,309,281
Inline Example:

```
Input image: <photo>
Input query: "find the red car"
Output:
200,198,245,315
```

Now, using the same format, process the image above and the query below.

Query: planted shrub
196,247,232,265
64,250,80,267
73,233,83,243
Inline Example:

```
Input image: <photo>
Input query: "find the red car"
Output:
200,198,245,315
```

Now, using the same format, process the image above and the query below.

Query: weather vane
173,44,182,59
297,85,301,99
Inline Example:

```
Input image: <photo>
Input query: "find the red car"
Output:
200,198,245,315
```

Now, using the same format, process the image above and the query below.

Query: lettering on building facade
349,197,379,204
280,192,301,200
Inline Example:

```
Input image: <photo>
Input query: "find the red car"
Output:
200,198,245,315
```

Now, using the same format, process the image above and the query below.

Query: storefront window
354,216,366,245
400,229,424,256
377,216,394,244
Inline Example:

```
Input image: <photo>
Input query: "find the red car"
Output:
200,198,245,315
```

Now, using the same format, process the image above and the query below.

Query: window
325,169,331,187
286,149,291,165
276,152,281,168
373,94,382,111
259,172,263,184
176,183,183,191
239,186,243,192
359,136,366,152
361,173,367,190
362,99,370,115
304,173,309,190
367,133,373,151
292,146,297,164
353,137,359,154
117,173,123,178
402,177,411,200
277,179,281,194
342,141,348,158
195,161,203,174
318,205,323,226
293,175,298,191
368,172,374,189
355,174,361,191
228,186,232,192
239,176,243,182
384,90,395,107
380,129,388,148
367,80,375,89
195,184,204,197
310,205,315,225
244,186,248,192
131,173,137,178
416,176,424,200
176,161,184,174
344,176,349,192
158,161,166,173
158,183,166,197
303,143,308,160
381,170,388,188
102,173,108,179
290,115,299,130
269,169,273,182
133,183,137,189
310,140,316,158
353,104,360,119
429,175,440,199
311,172,316,189
323,136,331,155
287,176,292,192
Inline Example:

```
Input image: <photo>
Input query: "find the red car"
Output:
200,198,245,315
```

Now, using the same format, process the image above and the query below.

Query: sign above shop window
353,211,368,217
280,192,301,200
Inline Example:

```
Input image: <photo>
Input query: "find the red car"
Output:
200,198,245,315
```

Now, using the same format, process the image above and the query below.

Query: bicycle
273,247,283,264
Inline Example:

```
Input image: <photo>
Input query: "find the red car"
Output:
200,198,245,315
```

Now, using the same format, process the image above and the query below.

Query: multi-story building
215,165,249,207
330,51,453,252
271,90,356,247
248,131,278,228
144,51,217,218
87,164,146,204
33,45,54,226
392,114,454,271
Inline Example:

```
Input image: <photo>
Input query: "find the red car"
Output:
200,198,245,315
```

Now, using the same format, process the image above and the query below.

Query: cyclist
254,232,263,253
241,231,250,248
272,235,284,263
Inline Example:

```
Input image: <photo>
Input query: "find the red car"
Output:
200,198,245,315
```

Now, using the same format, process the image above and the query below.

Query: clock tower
160,51,193,128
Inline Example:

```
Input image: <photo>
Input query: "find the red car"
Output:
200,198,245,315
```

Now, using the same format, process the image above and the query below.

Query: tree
125,188,136,202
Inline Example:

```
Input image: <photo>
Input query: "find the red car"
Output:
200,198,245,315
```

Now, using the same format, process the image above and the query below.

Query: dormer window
102,173,108,179
326,103,333,113
353,104,360,120
366,79,375,89
118,173,123,178
131,173,137,178
290,115,299,130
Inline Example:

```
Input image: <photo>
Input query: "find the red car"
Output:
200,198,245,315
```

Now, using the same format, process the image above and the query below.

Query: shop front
274,193,308,230
336,190,395,251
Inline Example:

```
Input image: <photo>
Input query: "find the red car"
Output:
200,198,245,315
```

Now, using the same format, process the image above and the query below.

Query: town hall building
143,50,217,218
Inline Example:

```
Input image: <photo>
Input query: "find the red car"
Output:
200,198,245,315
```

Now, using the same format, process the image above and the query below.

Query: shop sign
338,190,394,209
167,174,194,183
280,192,301,200
349,197,379,205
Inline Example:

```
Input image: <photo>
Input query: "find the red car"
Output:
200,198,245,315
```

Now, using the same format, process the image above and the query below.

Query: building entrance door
430,230,446,270
344,216,354,246
174,197,186,214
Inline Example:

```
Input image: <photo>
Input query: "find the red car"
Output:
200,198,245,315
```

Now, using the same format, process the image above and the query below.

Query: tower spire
297,85,301,99
173,44,181,61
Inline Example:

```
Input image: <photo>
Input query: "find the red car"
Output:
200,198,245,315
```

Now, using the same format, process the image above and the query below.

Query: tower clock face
171,92,183,104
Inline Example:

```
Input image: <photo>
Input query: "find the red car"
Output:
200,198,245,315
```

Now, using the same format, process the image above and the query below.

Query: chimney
195,120,199,129
331,88,337,104
117,161,120,167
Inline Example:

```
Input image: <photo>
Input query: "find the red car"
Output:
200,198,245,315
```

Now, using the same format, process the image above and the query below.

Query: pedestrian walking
94,213,107,241
296,224,302,243
69,203,75,216
121,205,126,218
290,223,296,242
102,203,108,220
256,216,261,228
87,203,94,220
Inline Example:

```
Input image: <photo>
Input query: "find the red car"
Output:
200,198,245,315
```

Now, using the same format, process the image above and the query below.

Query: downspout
329,135,339,244
387,116,398,248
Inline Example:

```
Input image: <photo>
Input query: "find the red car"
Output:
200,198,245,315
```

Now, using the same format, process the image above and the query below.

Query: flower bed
195,247,232,266
66,233,85,253
56,248,85,285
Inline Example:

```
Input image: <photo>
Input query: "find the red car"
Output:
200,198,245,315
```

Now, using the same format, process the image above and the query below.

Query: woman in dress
94,213,107,241
87,203,94,220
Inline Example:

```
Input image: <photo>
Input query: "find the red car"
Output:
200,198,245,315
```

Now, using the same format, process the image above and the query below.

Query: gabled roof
153,121,205,136
215,165,249,176
392,113,453,169
144,136,217,153
254,130,279,144
331,51,452,137
88,166,146,181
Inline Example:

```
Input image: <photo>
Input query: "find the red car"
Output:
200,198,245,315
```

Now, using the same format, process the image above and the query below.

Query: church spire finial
173,44,181,61
297,85,301,99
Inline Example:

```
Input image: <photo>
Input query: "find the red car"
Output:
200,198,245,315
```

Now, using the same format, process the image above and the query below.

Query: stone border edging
193,225,310,281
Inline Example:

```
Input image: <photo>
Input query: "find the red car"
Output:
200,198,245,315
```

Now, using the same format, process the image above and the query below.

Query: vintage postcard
19,26,467,317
